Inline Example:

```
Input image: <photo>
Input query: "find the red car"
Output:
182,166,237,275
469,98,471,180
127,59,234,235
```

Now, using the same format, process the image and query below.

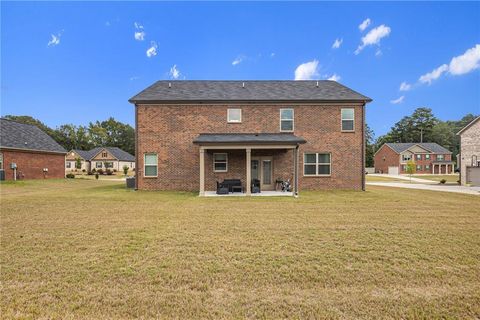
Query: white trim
303,152,331,177
200,145,297,150
280,108,294,132
227,108,242,123
144,153,158,178
341,108,355,132
213,153,228,172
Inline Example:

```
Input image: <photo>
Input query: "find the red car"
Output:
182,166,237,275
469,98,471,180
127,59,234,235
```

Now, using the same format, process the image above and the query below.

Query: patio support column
246,148,251,195
199,148,205,196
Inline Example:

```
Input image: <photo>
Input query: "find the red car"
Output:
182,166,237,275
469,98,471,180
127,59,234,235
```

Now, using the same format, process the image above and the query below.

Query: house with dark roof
129,80,372,195
457,116,480,186
374,142,454,175
0,118,67,180
65,147,135,172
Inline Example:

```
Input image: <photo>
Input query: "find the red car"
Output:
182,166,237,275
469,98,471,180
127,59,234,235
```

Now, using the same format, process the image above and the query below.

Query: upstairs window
304,153,331,176
437,154,444,161
425,154,430,160
402,154,411,162
144,153,158,177
102,152,108,158
341,108,355,131
416,154,422,160
280,109,294,132
213,153,228,172
227,109,242,123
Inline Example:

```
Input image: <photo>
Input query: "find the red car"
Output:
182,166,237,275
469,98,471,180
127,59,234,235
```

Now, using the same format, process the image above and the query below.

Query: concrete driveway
367,181,480,195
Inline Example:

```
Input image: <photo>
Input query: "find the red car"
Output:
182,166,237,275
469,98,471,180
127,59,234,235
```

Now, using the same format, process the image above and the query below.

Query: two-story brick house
129,80,371,195
374,142,454,175
457,116,480,186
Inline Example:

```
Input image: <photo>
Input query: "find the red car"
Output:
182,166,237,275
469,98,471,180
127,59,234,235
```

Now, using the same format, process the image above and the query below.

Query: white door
388,166,399,175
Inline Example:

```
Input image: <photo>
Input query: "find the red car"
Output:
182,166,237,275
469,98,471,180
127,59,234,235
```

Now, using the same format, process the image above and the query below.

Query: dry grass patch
1,179,479,319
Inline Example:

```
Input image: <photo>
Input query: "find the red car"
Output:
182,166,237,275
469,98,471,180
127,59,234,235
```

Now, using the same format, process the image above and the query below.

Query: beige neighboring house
66,147,135,172
457,116,480,186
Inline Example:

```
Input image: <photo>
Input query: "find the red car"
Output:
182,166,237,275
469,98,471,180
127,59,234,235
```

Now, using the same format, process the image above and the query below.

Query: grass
1,179,479,319
413,174,460,183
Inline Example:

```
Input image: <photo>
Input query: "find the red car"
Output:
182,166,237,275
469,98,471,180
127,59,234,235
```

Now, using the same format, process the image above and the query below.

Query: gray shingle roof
386,143,452,154
72,147,135,161
193,133,306,145
0,118,66,153
129,80,372,103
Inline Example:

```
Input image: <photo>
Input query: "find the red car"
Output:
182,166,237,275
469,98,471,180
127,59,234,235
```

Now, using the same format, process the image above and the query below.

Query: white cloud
47,33,61,47
332,38,343,49
129,76,139,81
146,41,158,58
327,74,341,82
355,24,391,55
448,44,480,75
390,96,405,104
232,55,244,66
399,82,411,91
294,60,319,80
418,64,448,84
169,64,180,79
270,52,275,57
359,18,371,32
134,22,145,41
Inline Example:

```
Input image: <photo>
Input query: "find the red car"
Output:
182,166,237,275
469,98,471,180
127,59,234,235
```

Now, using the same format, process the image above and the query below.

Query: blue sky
1,2,479,137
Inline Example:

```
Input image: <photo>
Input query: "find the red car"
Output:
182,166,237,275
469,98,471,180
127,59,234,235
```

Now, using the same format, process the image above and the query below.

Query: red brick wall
1,149,65,180
136,103,365,191
374,145,399,173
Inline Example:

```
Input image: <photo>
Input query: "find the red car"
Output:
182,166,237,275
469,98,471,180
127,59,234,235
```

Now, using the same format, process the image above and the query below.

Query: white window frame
341,108,355,132
227,109,242,123
0,152,3,169
416,164,422,171
66,162,71,168
425,165,430,170
437,154,444,161
416,154,422,160
280,108,294,132
213,153,228,172
144,153,158,178
303,153,331,176
401,154,411,162
425,154,430,160
96,162,102,168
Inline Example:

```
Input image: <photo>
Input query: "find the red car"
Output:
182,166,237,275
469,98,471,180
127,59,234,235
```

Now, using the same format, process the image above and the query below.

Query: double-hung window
96,162,102,168
416,154,422,160
425,154,430,160
437,154,444,161
213,153,228,172
341,108,355,131
304,153,331,176
66,162,71,168
280,109,294,132
416,165,422,171
144,153,158,177
227,109,242,123
402,154,411,162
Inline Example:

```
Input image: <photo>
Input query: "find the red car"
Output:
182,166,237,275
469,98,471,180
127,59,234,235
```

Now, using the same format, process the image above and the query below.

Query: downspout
294,144,299,197
134,103,139,190
362,101,366,191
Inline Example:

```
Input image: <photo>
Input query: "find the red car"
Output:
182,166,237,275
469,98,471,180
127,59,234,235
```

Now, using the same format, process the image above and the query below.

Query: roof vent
168,82,171,88
25,142,28,145
242,82,245,88
316,81,319,87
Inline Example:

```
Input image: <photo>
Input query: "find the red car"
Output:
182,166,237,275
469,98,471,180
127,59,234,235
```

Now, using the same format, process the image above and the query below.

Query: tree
75,157,82,170
88,118,135,155
405,160,416,182
365,123,375,167
123,165,129,175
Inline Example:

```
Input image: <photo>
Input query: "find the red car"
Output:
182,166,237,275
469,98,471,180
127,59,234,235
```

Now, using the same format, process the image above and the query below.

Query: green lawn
413,174,460,183
1,179,479,319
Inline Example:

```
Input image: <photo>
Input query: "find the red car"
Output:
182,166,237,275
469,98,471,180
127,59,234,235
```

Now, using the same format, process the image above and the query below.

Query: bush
82,169,86,173
123,165,129,175
106,169,113,175
95,173,99,180
66,173,75,179
92,168,96,173
97,169,104,175
440,179,446,184
87,171,93,176
113,169,117,173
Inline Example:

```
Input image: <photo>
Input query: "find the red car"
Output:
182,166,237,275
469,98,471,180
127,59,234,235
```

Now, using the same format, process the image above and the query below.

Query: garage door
466,167,480,186
388,166,399,175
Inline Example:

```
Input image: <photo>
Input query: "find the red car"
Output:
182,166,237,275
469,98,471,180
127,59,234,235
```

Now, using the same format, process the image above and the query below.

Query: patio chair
216,181,229,195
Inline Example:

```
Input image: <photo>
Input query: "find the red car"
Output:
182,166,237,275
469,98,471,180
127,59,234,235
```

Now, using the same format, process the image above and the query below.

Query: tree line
3,115,135,155
365,107,477,167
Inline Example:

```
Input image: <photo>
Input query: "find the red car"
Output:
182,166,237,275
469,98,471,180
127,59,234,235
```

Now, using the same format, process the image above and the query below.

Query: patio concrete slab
204,191,293,197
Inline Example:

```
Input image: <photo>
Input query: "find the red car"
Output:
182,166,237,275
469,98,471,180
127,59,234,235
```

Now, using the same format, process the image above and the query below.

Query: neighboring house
65,147,135,172
129,80,372,195
457,116,480,186
0,118,67,180
374,142,454,175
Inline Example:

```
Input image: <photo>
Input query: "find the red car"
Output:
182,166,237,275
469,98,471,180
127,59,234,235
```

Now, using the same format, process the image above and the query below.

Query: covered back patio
193,133,306,197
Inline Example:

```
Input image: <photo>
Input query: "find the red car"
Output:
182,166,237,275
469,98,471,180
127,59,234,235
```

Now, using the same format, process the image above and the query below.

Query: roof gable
457,116,480,135
129,80,372,103
0,118,66,154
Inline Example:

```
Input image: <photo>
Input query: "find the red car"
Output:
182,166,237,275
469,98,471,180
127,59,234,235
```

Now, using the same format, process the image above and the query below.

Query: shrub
87,171,93,176
66,173,75,179
113,169,117,173
106,169,113,175
92,168,96,173
95,173,99,180
97,169,104,175
82,169,86,173
440,179,446,184
123,165,129,175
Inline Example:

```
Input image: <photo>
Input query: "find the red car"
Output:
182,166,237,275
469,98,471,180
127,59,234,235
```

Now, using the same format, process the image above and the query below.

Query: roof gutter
0,146,67,155
128,99,373,105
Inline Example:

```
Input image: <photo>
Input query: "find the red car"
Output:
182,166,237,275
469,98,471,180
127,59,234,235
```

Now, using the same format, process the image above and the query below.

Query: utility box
10,163,17,169
126,177,135,189
0,170,5,181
